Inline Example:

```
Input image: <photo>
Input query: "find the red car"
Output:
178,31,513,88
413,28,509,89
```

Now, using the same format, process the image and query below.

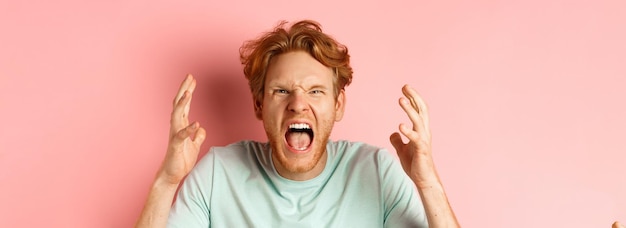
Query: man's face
255,51,345,180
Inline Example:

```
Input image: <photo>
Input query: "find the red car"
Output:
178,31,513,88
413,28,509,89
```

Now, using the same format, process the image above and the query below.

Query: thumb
174,122,199,142
193,127,207,148
389,132,404,153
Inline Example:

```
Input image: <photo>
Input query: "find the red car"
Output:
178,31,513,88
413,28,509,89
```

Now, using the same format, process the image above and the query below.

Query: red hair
240,20,353,103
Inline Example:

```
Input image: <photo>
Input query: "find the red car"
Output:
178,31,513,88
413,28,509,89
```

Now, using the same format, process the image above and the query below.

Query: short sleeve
167,148,215,228
377,149,429,228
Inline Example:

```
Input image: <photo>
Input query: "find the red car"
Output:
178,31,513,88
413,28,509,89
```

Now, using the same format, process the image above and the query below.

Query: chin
276,144,322,172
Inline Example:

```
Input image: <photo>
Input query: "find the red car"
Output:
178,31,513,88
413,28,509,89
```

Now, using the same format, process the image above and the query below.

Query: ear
334,89,346,122
254,99,263,120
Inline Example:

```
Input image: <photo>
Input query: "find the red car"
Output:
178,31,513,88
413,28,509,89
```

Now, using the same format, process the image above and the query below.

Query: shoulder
330,140,395,158
195,140,268,170
211,140,267,156
329,140,384,154
328,140,398,169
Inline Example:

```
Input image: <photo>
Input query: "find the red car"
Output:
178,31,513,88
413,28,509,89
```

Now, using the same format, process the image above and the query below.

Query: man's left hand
389,85,440,188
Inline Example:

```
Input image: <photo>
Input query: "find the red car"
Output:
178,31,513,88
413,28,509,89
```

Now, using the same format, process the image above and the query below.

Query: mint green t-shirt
168,140,428,227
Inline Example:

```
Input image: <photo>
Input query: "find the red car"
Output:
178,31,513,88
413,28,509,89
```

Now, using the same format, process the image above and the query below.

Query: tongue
286,132,311,150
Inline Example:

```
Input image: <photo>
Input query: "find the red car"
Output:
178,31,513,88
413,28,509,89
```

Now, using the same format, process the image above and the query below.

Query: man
136,20,459,227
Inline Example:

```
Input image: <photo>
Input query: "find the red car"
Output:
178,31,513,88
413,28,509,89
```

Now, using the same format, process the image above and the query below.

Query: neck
273,151,328,181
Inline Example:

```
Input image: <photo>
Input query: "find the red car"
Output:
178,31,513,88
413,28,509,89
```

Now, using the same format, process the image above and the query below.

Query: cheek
261,99,278,115
264,104,280,115
313,101,338,116
262,102,285,125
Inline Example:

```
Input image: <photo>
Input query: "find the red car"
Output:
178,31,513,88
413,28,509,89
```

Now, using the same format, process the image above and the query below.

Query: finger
389,132,405,153
171,91,192,131
402,85,420,113
399,123,421,142
172,91,191,119
399,123,433,159
173,74,194,107
173,121,199,142
183,78,196,118
402,85,430,131
390,131,411,172
188,76,197,94
193,127,207,148
399,97,426,135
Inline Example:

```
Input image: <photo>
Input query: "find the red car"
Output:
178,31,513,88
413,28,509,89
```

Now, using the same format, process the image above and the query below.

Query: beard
265,119,334,176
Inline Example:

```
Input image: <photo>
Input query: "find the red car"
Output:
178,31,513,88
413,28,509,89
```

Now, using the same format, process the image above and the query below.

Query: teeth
289,123,311,129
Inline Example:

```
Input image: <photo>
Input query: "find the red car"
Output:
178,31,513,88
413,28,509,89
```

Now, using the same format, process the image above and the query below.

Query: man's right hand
158,74,206,185
136,75,207,228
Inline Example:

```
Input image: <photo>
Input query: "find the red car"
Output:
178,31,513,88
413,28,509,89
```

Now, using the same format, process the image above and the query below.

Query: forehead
265,51,334,87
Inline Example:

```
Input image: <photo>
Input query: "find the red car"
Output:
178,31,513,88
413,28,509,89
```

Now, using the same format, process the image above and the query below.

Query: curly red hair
240,20,353,104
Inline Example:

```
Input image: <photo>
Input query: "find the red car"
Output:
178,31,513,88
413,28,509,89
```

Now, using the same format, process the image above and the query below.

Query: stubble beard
266,120,334,175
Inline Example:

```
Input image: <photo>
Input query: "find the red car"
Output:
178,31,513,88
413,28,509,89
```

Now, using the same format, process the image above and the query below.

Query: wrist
153,170,183,189
415,180,444,191
410,166,442,189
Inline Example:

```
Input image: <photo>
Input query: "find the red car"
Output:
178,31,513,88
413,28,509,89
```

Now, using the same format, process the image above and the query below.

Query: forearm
416,179,460,228
135,176,180,228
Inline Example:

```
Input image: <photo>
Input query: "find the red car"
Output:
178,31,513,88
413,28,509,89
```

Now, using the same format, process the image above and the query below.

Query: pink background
1,0,625,227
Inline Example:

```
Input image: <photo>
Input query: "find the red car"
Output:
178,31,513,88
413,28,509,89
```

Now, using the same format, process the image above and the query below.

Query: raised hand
389,85,438,187
389,84,460,227
136,74,207,228
159,74,207,185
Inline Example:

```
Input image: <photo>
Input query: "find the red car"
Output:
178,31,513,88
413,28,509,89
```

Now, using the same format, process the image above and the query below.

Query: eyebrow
308,84,329,90
266,82,330,90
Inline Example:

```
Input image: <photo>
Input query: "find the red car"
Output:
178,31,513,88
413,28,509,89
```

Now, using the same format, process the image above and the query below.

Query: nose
287,91,309,114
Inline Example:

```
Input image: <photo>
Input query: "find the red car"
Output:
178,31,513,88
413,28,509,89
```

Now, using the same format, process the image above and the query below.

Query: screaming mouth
286,123,314,151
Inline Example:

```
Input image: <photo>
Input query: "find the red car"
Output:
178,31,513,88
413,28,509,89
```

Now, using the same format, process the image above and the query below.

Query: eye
310,90,324,94
275,89,288,94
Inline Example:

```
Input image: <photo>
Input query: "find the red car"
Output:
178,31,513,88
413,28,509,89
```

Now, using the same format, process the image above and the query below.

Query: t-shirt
168,140,428,228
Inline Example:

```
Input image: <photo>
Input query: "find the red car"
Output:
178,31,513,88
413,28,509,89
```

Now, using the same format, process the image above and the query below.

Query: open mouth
285,123,314,151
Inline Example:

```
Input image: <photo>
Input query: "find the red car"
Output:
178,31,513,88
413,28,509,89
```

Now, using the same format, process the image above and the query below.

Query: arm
135,74,207,228
389,85,460,227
